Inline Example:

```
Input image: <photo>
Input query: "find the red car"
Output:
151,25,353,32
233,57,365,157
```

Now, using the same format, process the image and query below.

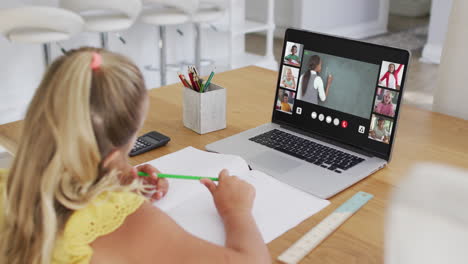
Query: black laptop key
275,147,304,160
249,129,366,173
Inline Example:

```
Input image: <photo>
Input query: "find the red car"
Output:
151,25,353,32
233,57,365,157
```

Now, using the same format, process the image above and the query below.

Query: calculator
129,131,171,157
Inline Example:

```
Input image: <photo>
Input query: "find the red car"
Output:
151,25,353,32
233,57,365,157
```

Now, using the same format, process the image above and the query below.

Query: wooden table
1,66,468,263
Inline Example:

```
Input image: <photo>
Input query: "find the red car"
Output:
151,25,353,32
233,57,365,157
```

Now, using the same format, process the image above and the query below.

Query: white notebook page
143,147,330,245
147,147,250,211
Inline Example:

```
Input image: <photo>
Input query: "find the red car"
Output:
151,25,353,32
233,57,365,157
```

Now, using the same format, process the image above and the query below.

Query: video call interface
274,38,407,158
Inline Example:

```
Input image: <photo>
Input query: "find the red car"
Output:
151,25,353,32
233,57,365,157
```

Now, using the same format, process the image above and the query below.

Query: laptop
206,28,410,199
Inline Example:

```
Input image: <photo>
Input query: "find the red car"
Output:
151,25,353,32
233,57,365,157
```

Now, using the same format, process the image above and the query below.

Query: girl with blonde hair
281,67,296,90
0,47,270,264
374,90,396,117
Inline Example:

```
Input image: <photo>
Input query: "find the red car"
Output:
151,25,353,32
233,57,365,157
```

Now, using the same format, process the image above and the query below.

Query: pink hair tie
91,52,102,70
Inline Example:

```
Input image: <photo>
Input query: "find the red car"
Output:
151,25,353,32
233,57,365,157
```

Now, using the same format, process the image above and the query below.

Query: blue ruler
278,191,374,264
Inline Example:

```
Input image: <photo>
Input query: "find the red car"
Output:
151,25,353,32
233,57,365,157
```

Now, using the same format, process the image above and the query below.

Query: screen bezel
271,28,411,161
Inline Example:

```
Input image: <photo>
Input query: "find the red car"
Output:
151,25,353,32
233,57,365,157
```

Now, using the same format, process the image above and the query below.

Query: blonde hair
384,90,394,98
0,47,148,264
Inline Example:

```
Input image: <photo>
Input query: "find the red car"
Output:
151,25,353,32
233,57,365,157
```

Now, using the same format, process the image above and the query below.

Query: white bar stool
139,0,193,86
60,0,142,49
0,6,84,67
191,0,227,70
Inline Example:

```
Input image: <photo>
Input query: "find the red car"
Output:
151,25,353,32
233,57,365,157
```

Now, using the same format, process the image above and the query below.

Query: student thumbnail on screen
368,114,394,144
373,88,399,117
283,42,303,67
276,88,296,114
280,65,299,91
378,61,405,90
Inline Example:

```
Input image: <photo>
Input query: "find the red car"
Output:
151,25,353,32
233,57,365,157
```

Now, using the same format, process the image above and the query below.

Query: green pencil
137,171,219,181
202,71,215,93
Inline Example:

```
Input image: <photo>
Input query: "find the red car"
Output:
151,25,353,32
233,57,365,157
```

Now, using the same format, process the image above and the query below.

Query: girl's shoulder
54,191,145,263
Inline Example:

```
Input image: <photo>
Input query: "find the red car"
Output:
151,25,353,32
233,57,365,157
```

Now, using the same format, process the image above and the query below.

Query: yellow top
281,102,291,112
0,169,145,264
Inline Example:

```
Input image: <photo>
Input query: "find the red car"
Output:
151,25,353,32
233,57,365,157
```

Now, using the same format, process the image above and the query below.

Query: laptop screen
272,28,410,160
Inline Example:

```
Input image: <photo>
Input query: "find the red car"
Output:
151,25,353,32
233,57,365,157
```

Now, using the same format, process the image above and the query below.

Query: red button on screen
341,120,348,128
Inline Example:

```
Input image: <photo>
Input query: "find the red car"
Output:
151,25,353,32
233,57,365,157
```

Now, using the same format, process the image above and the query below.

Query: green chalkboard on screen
299,51,380,119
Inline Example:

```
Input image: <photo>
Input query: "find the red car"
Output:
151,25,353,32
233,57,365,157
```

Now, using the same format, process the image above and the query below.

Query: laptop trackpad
249,151,301,173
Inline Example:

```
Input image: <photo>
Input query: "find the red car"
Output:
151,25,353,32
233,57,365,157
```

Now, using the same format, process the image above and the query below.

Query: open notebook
146,147,330,245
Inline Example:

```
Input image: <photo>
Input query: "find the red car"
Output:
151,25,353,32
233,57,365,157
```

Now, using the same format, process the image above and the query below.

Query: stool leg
43,43,51,67
100,32,109,49
194,23,201,71
159,25,167,86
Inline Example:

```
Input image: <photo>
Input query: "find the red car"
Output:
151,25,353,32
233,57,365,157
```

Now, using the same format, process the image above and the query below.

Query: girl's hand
132,164,169,202
200,169,255,219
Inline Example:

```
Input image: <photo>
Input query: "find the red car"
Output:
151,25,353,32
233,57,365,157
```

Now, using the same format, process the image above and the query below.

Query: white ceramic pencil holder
183,83,226,134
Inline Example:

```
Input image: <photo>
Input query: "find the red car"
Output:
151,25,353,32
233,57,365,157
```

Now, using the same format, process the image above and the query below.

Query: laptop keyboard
249,129,365,173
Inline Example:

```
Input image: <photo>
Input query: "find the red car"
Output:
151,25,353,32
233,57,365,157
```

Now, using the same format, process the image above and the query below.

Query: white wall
421,0,453,64
300,0,379,31
299,0,388,39
246,0,388,39
432,0,468,120
0,0,49,124
245,0,299,37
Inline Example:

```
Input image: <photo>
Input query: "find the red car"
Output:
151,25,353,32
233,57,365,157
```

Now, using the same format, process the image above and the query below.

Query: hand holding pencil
200,169,256,218
133,164,169,201
138,168,255,218
136,166,254,211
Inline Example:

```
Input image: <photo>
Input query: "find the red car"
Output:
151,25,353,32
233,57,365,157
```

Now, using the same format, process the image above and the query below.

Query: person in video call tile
280,92,292,112
370,118,390,143
281,68,296,90
374,90,395,117
284,45,301,66
379,63,403,90
297,55,333,104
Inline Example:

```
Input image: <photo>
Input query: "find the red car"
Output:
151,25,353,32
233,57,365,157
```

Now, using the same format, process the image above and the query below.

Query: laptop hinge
280,124,374,157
